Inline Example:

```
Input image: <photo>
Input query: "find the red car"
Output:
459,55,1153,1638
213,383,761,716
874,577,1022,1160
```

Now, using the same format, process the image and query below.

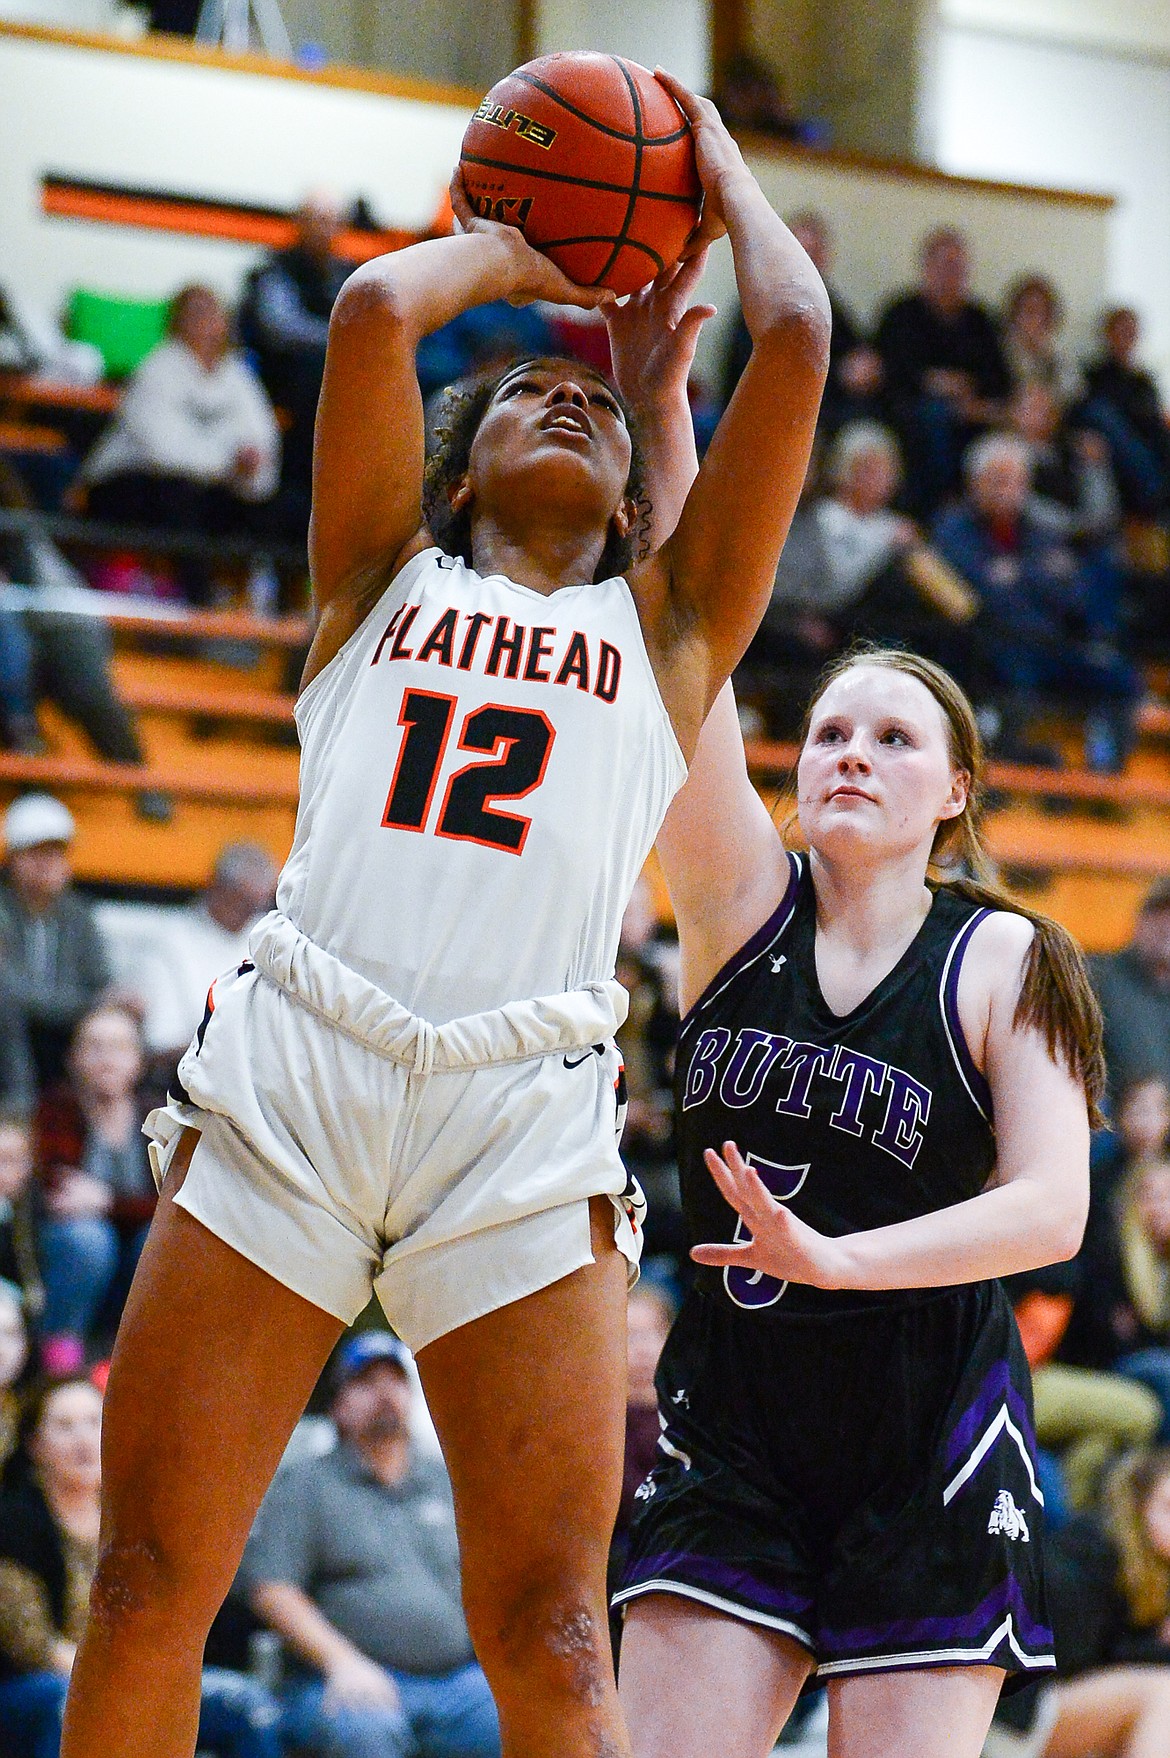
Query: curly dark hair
422,356,651,581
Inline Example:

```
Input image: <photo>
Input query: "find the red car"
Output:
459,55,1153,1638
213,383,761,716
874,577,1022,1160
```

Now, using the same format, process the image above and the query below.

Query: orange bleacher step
118,673,296,725
0,748,299,806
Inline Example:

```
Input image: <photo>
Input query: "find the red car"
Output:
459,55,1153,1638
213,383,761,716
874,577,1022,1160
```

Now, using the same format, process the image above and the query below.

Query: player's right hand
652,69,749,254
448,168,616,311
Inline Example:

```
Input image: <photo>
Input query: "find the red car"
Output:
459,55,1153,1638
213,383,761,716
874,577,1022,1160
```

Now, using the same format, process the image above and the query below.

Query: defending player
60,76,830,1758
616,652,1102,1758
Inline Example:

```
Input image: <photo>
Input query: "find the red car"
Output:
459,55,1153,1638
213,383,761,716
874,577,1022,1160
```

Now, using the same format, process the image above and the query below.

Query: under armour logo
770,954,787,972
988,1490,1030,1542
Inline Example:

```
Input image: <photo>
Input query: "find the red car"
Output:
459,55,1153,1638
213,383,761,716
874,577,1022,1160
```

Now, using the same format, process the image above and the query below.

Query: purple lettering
681,1027,730,1112
872,1068,932,1167
774,1042,834,1119
827,1046,889,1137
718,1029,791,1110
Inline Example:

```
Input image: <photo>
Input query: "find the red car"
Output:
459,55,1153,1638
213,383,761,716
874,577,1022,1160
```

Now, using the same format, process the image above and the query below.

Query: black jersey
676,852,997,1318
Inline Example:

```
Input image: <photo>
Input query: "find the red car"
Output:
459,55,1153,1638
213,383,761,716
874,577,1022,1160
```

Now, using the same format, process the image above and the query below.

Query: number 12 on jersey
383,687,555,855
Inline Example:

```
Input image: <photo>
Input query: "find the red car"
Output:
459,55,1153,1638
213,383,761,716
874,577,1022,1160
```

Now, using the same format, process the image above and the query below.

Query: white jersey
277,547,687,1025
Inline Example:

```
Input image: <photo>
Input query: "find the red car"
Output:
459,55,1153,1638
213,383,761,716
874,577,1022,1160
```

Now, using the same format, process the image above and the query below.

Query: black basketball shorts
614,1280,1055,1686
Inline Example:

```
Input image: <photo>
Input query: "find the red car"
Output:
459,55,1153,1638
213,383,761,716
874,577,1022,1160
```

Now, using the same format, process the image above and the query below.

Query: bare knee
89,1528,224,1648
466,1568,614,1713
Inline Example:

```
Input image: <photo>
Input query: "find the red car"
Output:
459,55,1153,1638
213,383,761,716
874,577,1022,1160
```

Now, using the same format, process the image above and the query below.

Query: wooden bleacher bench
0,748,299,807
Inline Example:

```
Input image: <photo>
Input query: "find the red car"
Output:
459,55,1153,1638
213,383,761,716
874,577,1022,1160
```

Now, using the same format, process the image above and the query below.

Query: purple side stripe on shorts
819,1575,1053,1657
622,1551,814,1616
946,1361,1038,1468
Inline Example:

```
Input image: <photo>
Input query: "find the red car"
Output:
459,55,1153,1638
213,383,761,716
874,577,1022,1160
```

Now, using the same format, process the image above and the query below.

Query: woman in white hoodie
82,285,280,601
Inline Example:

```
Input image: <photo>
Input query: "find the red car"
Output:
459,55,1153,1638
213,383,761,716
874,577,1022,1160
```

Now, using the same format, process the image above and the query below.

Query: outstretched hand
449,168,616,312
605,251,716,413
691,1140,849,1289
654,68,749,254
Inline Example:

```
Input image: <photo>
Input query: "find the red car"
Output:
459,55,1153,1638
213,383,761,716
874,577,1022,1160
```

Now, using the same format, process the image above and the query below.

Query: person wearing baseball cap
0,794,111,1085
242,1328,500,1758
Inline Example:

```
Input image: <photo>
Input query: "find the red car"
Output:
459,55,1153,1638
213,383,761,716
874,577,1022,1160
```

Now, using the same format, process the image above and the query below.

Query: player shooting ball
60,70,829,1758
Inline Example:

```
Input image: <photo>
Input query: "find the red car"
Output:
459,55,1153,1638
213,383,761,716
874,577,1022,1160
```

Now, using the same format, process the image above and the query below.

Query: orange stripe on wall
41,185,432,259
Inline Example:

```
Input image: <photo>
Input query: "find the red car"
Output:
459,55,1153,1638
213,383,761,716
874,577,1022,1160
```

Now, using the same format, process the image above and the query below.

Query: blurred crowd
729,214,1170,778
2,186,1170,1757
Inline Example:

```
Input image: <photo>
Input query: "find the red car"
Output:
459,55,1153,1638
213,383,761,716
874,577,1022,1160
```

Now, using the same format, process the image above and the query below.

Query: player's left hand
605,251,716,412
691,1139,850,1288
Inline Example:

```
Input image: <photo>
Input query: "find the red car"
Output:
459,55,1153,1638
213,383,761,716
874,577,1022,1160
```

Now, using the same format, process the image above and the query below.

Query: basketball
459,52,701,296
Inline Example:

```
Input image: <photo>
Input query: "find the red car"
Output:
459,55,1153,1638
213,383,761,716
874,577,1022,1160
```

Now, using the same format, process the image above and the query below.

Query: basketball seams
459,152,697,205
536,236,667,273
461,53,698,293
594,57,645,287
508,67,690,148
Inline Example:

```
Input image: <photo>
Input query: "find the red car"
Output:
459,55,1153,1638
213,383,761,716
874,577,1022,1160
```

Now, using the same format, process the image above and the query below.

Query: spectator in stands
0,1376,282,1758
0,1118,43,1336
81,285,280,605
1000,273,1082,405
1010,381,1121,546
0,983,34,1123
875,227,1011,515
1010,1257,1160,1514
1091,884,1170,1099
712,50,807,140
1004,1449,1170,1758
0,1280,30,1473
1064,1071,1170,1437
34,1003,160,1375
239,193,350,527
100,840,278,1077
1081,306,1170,517
0,795,110,1086
244,1332,500,1758
721,210,883,434
0,458,167,819
933,432,1139,770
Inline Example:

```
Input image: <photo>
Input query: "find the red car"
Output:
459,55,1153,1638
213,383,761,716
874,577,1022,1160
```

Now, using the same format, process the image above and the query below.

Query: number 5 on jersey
724,1154,810,1311
383,687,555,855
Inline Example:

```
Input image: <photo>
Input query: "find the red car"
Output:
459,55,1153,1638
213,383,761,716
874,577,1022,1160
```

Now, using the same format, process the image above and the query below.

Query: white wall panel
933,23,1170,385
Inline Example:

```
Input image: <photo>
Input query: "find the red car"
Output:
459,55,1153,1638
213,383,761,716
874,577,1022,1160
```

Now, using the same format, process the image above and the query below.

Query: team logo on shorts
987,1489,1030,1542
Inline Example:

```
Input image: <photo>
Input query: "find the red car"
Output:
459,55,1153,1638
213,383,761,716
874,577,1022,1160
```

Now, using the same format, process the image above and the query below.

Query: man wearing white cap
0,795,110,1085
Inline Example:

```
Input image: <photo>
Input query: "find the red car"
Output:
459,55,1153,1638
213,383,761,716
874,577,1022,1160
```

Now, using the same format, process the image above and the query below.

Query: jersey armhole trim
939,906,994,1123
679,852,802,1036
297,544,445,720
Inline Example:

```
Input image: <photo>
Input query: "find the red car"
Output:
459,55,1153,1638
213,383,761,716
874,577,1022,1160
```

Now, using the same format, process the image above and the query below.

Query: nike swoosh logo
564,1051,596,1070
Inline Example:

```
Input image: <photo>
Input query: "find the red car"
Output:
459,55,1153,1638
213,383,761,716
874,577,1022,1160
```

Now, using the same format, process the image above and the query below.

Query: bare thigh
826,1665,1006,1758
62,1129,346,1758
92,1128,344,1617
1042,1666,1170,1758
415,1198,632,1758
619,1593,815,1758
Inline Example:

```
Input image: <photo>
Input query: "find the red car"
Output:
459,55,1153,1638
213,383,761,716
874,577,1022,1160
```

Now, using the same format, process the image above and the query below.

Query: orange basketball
460,52,700,296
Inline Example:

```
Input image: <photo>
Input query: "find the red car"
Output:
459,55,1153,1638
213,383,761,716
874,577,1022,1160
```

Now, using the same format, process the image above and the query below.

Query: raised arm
306,221,612,678
656,681,789,1015
630,75,831,753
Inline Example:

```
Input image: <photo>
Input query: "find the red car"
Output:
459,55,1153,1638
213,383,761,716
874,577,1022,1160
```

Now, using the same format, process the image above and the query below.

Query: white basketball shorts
144,913,644,1352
